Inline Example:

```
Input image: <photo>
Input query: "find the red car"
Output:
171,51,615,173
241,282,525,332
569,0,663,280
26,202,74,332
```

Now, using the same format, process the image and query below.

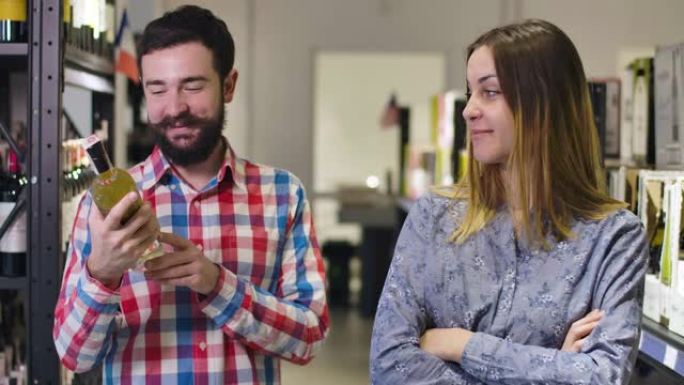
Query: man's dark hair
137,5,235,81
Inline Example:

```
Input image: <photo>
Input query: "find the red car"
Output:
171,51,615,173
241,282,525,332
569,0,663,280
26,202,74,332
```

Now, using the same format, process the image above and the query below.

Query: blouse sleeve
460,212,648,385
370,194,479,384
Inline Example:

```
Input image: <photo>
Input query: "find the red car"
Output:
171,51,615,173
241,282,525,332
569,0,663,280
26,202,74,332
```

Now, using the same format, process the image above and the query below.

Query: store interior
2,0,684,384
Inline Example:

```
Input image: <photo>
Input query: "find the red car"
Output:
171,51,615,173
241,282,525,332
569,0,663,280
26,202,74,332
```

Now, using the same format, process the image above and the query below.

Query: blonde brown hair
452,19,626,247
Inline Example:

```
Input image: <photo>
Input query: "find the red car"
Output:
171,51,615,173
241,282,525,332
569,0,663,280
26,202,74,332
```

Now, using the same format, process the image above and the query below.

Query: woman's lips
470,129,494,139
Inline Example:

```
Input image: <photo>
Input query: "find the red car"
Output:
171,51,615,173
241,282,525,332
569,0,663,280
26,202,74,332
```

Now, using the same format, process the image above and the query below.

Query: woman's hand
562,309,604,352
420,328,473,363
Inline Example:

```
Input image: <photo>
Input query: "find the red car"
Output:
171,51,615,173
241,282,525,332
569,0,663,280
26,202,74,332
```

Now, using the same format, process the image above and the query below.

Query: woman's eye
484,90,500,98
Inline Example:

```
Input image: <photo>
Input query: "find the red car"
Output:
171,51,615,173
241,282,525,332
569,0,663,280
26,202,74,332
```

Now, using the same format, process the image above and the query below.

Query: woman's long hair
452,19,626,247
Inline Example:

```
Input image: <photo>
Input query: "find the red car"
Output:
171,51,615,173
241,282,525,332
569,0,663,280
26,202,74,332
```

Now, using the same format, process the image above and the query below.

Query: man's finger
145,263,194,281
104,192,141,230
158,231,196,250
144,250,194,272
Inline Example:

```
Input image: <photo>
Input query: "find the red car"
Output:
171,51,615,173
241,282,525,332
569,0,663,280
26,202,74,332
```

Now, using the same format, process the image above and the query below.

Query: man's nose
166,91,189,118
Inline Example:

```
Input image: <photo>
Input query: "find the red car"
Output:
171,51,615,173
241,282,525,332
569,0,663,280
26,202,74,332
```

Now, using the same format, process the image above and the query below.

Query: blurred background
2,0,684,384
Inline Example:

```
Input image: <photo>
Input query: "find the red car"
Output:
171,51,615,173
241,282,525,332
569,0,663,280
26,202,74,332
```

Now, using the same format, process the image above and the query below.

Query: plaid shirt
53,140,329,384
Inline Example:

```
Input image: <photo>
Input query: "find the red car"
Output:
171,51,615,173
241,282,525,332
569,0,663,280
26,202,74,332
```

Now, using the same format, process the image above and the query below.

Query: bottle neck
84,136,112,174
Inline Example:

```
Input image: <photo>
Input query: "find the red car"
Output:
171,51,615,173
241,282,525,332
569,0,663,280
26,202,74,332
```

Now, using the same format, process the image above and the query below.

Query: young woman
370,19,647,385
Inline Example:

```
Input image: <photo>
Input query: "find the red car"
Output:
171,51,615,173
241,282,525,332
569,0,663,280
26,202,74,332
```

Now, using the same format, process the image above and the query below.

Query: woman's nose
462,97,482,121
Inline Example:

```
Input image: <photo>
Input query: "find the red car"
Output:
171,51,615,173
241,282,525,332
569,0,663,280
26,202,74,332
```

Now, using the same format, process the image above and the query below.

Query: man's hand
87,192,160,289
420,328,473,363
561,309,604,352
144,232,220,295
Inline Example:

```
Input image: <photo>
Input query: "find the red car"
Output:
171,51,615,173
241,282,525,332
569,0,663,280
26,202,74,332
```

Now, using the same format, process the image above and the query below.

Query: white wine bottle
82,135,164,264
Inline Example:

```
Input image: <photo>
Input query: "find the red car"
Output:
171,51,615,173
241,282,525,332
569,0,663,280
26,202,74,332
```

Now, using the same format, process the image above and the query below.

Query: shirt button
199,341,207,351
169,185,176,190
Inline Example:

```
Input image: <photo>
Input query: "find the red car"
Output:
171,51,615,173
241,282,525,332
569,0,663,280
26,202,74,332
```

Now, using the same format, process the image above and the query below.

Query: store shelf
0,43,28,56
639,317,684,376
0,276,27,290
65,45,114,76
65,66,114,94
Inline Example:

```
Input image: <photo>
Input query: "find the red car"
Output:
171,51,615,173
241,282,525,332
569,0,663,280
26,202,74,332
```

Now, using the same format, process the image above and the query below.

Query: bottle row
638,170,684,338
0,136,106,278
0,141,27,278
0,0,117,63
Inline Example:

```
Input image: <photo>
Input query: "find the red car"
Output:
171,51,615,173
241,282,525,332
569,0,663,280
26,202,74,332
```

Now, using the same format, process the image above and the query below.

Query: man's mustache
150,112,208,130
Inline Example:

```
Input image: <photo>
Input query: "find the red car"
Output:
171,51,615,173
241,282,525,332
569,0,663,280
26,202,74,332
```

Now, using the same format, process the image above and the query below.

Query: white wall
313,52,445,192
521,0,684,78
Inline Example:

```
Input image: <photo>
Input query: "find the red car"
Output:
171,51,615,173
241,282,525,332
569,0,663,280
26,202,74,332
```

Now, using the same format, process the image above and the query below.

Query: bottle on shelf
649,206,666,276
0,0,27,43
82,135,164,264
0,149,26,278
66,0,114,61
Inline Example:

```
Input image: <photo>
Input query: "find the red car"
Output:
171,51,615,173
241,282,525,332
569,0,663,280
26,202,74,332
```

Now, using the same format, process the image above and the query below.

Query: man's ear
223,68,238,103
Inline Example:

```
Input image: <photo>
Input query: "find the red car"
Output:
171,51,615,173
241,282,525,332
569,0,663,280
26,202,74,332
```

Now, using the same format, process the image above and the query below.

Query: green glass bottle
83,135,164,263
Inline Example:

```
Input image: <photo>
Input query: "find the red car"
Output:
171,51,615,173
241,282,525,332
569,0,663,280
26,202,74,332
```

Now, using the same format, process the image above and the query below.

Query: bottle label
82,134,112,174
0,202,26,253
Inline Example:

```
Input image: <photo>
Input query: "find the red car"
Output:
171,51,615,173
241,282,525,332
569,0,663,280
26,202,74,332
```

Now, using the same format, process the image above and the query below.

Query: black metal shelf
0,43,28,56
0,276,27,290
65,44,114,76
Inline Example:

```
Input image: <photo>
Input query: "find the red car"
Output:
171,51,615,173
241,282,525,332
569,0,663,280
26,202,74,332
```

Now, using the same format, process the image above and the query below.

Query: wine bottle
632,67,648,163
82,135,164,263
649,208,666,275
0,0,27,43
0,149,26,277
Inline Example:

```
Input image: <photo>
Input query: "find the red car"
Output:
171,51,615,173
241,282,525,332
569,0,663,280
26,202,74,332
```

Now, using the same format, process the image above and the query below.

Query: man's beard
150,104,225,167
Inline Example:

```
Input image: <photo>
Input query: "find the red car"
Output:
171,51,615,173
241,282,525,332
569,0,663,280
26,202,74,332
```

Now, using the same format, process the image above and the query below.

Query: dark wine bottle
0,150,26,277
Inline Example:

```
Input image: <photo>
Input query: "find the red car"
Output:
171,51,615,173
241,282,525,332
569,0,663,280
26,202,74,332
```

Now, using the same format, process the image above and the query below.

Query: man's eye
185,83,204,92
149,89,166,95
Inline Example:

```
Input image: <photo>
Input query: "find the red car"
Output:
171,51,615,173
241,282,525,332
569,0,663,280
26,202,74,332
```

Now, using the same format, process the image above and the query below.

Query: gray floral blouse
370,191,647,384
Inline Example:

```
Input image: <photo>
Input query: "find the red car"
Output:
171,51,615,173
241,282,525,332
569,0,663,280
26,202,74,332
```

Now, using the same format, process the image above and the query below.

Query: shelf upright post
27,0,63,383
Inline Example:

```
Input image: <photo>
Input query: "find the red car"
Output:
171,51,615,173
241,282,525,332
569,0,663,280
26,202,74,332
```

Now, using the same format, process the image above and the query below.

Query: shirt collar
139,136,246,192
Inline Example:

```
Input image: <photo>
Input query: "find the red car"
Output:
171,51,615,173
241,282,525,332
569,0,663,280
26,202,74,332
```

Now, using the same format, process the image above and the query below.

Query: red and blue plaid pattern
53,140,329,384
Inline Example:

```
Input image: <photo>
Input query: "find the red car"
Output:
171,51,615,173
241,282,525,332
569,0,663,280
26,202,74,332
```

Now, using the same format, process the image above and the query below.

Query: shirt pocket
216,226,282,289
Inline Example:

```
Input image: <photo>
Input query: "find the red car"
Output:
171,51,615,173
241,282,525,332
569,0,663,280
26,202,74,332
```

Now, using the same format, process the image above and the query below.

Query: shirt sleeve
197,180,329,365
52,193,121,373
460,212,648,385
370,194,479,384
